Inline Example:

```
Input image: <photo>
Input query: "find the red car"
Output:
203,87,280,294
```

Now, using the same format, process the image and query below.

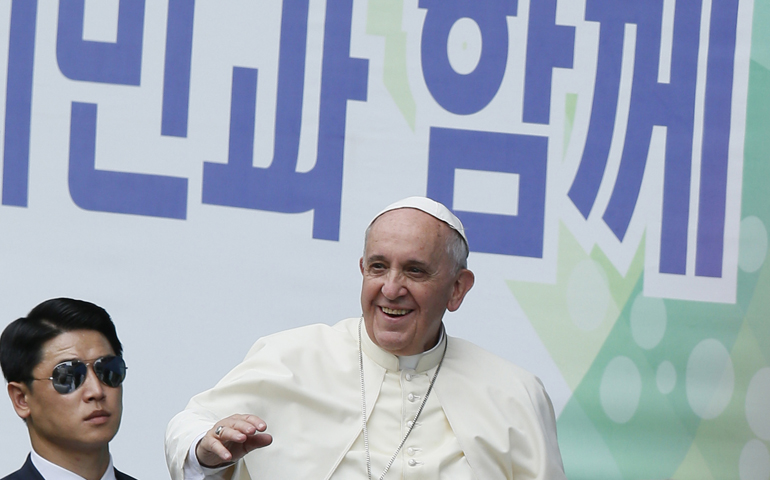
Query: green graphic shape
560,277,696,479
741,58,770,363
752,0,770,70
671,443,717,480
680,305,770,479
367,0,416,130
557,398,624,479
554,261,766,479
548,54,770,479
665,51,770,480
507,223,644,390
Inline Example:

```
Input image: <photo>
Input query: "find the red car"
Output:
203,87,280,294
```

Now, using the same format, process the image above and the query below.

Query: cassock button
407,447,415,455
405,373,413,381
408,393,416,402
407,420,414,428
408,459,417,467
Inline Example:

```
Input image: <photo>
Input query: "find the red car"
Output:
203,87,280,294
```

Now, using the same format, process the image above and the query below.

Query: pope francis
164,197,566,480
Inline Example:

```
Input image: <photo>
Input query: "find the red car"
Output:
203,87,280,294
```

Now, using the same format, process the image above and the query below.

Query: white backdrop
1,0,765,478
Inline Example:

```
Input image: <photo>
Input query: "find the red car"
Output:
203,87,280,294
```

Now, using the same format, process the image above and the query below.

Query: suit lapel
114,468,137,480
10,455,45,480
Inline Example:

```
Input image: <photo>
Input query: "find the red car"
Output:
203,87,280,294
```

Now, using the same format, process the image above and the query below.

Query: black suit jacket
1,455,137,480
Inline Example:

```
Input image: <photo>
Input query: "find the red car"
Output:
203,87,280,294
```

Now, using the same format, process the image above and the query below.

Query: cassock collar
360,323,446,373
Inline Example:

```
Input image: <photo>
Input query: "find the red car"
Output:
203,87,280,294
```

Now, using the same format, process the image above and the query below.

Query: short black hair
0,298,123,386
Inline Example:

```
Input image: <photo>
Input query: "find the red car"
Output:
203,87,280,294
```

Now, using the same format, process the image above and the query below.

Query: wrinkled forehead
364,208,459,266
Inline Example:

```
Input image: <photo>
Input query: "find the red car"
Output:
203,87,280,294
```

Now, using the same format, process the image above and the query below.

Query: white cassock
165,318,566,479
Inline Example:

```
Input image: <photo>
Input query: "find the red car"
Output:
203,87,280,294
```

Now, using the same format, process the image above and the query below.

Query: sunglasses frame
33,355,127,394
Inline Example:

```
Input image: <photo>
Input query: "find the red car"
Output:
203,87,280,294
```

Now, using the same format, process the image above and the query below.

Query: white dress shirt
30,450,117,480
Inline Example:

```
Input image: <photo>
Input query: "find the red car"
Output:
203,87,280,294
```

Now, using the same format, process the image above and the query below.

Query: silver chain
358,317,447,480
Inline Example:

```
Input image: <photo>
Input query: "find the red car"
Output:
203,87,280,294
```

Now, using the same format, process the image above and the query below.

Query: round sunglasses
33,355,127,394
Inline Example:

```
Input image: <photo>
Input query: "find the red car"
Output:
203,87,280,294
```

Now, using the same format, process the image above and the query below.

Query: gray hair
363,220,469,273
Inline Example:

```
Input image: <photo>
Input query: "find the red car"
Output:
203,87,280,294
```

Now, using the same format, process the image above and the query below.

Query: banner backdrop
1,1,767,478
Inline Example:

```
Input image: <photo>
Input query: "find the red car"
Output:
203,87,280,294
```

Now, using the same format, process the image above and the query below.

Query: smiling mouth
380,306,410,317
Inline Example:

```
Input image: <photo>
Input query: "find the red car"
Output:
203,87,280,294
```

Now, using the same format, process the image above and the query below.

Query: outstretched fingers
196,414,272,468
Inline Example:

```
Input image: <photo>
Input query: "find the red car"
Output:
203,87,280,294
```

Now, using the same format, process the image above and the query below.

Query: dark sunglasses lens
51,361,87,394
94,356,126,388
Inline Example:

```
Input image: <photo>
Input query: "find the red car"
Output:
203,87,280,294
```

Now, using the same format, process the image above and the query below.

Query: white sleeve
183,432,234,480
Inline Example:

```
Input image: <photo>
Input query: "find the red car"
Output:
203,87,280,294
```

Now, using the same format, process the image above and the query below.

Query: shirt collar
360,322,446,373
30,449,117,480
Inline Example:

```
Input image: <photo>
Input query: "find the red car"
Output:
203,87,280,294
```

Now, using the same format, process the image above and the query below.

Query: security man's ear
7,382,32,421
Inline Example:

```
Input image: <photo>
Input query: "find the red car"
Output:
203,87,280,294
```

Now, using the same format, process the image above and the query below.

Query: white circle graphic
600,356,642,424
447,17,483,75
739,439,770,480
746,368,770,441
738,216,768,273
686,339,735,419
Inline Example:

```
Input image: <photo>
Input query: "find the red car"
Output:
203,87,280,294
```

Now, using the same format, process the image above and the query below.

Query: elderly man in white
165,197,566,480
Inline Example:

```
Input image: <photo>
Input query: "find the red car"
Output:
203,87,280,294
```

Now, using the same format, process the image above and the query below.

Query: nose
81,366,106,401
381,270,407,300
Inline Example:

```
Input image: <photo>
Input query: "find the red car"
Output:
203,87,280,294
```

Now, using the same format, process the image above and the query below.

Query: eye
368,262,386,272
406,266,426,276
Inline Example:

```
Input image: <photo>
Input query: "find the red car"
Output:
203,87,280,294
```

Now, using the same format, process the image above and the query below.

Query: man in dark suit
0,298,137,480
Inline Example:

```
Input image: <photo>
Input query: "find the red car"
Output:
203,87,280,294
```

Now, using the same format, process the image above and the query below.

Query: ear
7,382,32,421
359,257,365,275
446,269,475,312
